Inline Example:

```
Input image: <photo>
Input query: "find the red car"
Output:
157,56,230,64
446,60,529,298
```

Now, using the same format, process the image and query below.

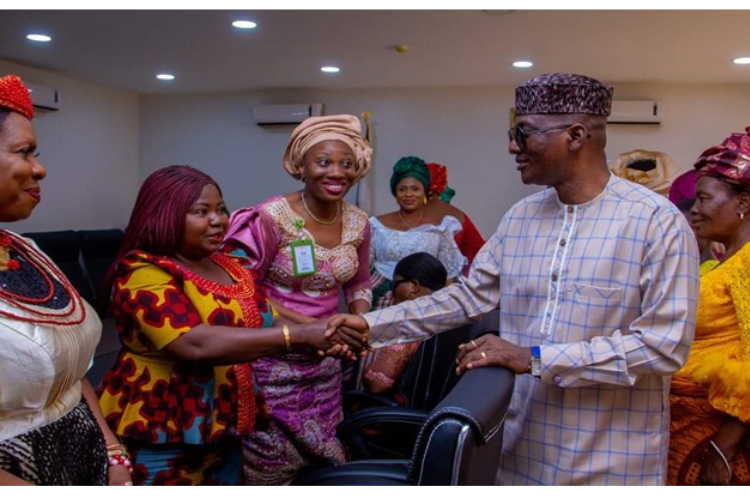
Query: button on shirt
363,175,699,485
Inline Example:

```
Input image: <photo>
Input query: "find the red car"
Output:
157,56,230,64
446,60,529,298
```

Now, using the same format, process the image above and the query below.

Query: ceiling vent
608,100,662,125
253,103,323,125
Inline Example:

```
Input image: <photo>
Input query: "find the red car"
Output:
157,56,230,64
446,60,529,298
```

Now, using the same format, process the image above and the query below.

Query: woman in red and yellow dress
98,165,364,485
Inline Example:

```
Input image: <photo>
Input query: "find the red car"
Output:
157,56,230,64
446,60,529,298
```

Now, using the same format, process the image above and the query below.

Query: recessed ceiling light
232,20,257,29
156,74,175,81
321,66,340,74
734,57,750,65
27,34,51,43
513,61,533,69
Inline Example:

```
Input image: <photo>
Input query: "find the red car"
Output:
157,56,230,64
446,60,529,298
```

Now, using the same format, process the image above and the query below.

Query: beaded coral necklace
0,229,86,325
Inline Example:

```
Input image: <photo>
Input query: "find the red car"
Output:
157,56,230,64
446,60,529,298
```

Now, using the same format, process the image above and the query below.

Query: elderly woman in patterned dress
668,127,750,485
223,114,373,485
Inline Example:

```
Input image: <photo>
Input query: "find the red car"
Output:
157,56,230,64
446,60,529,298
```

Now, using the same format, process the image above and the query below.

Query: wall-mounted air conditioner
26,81,60,111
607,100,662,125
253,103,323,125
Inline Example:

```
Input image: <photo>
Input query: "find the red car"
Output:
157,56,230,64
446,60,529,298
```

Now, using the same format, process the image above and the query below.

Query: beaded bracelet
106,443,134,473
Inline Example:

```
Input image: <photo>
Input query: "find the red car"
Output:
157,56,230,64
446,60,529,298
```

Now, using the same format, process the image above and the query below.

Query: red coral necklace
0,229,86,325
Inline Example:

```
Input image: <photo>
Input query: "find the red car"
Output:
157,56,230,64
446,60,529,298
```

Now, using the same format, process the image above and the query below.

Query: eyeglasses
507,124,573,151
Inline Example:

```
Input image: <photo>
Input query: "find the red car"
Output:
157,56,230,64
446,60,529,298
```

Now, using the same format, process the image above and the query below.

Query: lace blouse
370,215,466,280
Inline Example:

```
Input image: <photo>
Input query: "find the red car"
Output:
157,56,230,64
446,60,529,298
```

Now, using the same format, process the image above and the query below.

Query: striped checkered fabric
364,175,699,485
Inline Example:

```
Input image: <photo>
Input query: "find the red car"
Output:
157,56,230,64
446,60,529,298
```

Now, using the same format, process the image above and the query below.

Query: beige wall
140,82,750,238
0,59,140,233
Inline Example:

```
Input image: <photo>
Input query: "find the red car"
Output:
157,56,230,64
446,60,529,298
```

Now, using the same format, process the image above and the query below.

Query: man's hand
456,334,532,375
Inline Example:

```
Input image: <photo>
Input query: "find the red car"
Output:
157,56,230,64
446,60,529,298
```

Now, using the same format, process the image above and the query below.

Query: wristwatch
529,345,542,378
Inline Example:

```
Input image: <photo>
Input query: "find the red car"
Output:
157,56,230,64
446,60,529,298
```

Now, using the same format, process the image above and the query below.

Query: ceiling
0,10,749,95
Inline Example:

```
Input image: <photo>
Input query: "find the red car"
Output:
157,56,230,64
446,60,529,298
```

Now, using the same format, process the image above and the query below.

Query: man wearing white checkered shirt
329,73,699,485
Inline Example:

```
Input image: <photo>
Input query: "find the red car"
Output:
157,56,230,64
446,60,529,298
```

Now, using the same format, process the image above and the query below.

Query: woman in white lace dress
369,156,466,309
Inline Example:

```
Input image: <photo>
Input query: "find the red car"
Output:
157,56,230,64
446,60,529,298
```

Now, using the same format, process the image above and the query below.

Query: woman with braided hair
97,165,364,485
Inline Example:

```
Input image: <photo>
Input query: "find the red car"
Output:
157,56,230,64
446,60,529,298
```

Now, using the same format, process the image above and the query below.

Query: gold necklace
301,191,340,225
398,209,424,229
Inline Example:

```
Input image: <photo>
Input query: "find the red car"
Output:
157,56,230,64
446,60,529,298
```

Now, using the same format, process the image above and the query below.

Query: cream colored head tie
282,114,373,182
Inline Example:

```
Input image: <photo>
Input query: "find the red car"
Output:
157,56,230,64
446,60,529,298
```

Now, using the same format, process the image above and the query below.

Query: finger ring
481,351,486,359
471,340,478,348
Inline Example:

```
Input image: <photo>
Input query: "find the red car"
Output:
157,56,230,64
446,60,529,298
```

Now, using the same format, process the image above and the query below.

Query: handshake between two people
303,313,533,376
298,313,371,361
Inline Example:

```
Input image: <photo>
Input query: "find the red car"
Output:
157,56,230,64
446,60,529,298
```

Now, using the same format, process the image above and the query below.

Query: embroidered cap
515,73,613,117
0,75,34,120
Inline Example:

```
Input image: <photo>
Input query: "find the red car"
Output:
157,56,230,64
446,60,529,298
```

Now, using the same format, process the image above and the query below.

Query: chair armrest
338,407,428,461
339,407,427,434
343,390,401,415
293,460,411,485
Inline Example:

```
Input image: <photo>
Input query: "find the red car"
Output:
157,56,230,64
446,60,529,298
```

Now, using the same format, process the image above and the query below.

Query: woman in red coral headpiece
0,75,132,485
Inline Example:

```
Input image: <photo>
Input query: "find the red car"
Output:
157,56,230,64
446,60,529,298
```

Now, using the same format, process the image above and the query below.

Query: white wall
140,83,750,238
0,59,140,233
139,86,540,238
3,60,748,238
606,83,750,176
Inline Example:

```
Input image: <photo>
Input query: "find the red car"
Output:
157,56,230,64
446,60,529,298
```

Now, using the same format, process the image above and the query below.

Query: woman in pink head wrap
223,114,373,485
668,126,750,486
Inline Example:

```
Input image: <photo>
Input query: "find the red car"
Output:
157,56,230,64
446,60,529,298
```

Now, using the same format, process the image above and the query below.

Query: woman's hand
700,446,732,485
456,334,531,375
698,419,749,485
108,464,133,486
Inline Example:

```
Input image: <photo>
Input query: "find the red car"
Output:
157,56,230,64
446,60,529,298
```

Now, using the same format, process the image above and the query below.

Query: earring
740,212,745,221
423,196,428,205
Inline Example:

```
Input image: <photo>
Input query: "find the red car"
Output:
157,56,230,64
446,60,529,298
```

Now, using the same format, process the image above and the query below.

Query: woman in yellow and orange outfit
668,127,750,485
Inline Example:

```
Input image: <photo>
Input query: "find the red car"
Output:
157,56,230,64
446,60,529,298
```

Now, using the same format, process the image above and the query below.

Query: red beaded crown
0,75,34,120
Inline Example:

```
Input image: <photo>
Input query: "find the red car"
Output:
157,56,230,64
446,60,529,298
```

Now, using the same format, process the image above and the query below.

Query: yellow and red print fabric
99,251,273,445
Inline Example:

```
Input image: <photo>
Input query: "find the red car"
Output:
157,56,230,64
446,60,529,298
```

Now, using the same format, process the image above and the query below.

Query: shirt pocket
562,282,624,340
570,282,622,302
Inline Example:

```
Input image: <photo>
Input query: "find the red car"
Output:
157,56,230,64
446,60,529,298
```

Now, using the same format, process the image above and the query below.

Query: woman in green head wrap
389,156,431,201
367,156,467,311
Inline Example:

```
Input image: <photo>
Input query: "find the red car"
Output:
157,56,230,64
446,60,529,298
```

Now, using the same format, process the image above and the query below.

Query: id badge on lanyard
291,239,317,276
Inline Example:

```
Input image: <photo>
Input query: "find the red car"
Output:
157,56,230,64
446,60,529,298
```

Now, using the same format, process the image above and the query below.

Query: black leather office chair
22,230,95,304
78,229,125,386
293,365,515,486
79,228,124,313
342,308,500,459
